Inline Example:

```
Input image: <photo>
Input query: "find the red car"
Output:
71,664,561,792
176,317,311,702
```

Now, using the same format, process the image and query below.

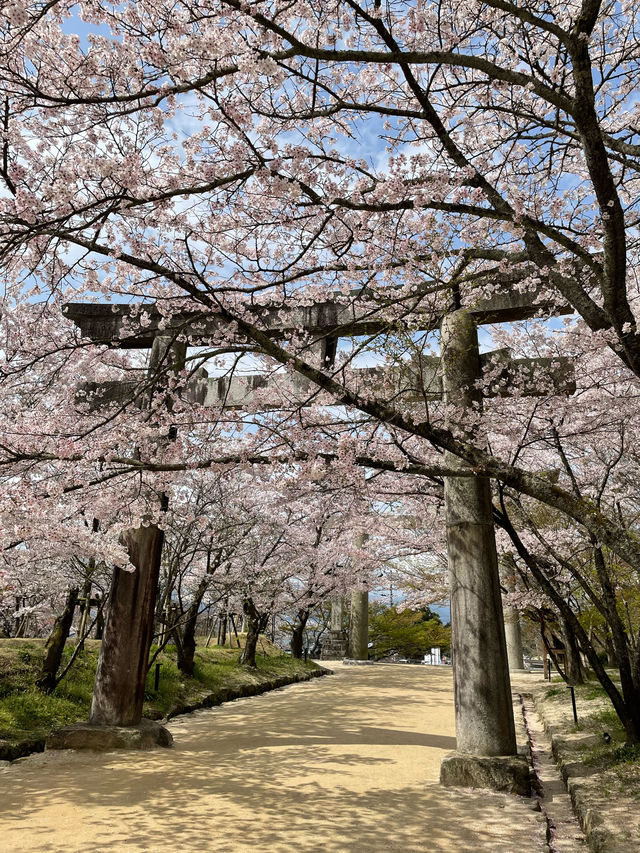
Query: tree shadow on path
1,665,545,852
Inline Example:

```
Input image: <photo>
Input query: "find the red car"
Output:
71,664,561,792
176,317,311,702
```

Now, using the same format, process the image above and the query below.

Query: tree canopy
369,603,450,660
3,0,640,737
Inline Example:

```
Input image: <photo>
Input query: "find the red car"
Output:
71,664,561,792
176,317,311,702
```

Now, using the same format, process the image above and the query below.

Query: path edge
530,690,636,853
1,665,333,763
162,664,333,721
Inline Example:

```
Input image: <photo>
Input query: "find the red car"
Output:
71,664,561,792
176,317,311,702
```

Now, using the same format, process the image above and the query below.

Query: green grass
613,742,640,764
0,636,320,754
0,691,81,738
577,733,640,800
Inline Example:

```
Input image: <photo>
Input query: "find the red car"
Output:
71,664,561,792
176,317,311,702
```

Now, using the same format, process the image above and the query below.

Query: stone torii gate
64,288,573,789
195,304,573,792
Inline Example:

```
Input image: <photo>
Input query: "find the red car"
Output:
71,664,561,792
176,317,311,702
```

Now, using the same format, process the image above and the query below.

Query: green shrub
613,743,640,763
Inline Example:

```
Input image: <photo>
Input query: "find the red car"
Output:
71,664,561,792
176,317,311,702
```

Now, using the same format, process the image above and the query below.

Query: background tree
369,602,451,661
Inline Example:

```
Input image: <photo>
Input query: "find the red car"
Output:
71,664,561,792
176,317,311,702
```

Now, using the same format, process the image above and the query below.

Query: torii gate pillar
503,568,525,672
89,336,177,729
348,533,369,661
504,607,525,672
439,310,529,794
348,590,369,661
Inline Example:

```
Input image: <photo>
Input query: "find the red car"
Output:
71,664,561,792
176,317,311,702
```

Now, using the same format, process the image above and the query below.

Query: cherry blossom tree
3,0,640,737
0,0,639,554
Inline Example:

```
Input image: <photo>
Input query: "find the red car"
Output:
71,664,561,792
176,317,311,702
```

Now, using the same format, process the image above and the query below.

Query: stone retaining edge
529,691,635,853
0,664,333,763
162,665,332,720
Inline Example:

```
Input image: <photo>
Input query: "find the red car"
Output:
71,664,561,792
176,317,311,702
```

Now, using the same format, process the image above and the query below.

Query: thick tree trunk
75,576,93,653
176,549,219,674
180,614,197,676
239,599,269,668
290,610,309,659
170,599,199,677
561,614,585,685
36,587,78,693
89,524,164,726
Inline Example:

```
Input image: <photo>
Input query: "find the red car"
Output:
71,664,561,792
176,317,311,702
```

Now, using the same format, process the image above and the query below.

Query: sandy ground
0,663,547,853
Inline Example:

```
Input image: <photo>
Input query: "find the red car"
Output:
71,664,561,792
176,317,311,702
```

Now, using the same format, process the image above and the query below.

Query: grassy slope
541,678,640,799
0,636,320,758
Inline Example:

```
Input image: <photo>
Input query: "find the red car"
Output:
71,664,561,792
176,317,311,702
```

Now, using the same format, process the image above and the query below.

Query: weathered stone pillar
87,335,179,732
439,310,518,772
89,524,164,725
504,607,525,672
348,589,369,660
502,563,525,672
321,597,348,659
330,597,344,632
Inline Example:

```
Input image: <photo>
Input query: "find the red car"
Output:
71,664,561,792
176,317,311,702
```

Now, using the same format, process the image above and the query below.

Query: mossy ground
0,636,318,756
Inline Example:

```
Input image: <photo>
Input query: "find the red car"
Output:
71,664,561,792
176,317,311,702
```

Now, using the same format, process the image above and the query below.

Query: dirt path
1,664,547,852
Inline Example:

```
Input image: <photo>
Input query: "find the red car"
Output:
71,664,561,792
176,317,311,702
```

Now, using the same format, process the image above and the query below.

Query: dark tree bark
75,576,93,653
170,598,204,677
601,629,618,667
167,602,186,671
89,524,164,726
496,504,640,743
175,547,222,675
590,542,640,715
36,587,78,693
14,596,28,638
179,610,198,675
228,613,241,648
217,603,228,646
561,614,585,686
94,595,104,639
238,598,269,668
290,609,309,659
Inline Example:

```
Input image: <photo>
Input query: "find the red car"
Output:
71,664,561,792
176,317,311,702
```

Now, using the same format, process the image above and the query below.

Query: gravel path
1,663,547,852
